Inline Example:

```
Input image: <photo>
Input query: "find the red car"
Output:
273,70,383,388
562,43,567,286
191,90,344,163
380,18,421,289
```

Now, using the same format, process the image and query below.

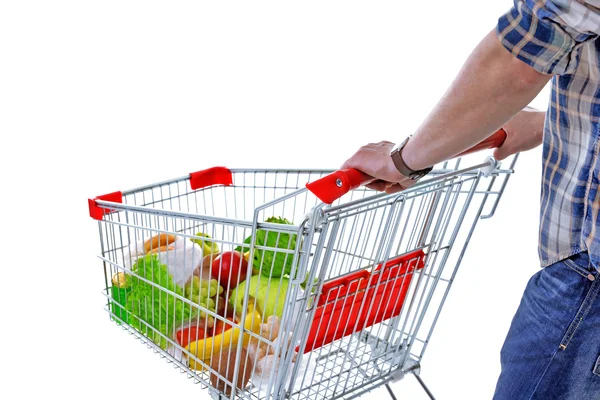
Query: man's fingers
493,146,508,161
384,184,404,194
385,181,414,194
340,155,355,170
365,180,390,191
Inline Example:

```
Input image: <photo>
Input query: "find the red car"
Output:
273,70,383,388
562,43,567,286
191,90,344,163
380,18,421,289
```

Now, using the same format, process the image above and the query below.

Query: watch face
399,136,410,149
390,136,413,177
390,138,408,156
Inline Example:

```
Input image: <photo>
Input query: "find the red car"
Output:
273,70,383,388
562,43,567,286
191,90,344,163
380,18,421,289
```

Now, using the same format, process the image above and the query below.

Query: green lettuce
125,254,196,349
240,216,298,278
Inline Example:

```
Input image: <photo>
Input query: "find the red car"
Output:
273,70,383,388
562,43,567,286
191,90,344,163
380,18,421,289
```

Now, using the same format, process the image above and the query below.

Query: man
342,1,600,399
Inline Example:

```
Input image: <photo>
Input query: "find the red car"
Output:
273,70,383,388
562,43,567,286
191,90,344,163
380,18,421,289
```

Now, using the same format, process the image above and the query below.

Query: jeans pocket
563,256,593,280
595,354,600,377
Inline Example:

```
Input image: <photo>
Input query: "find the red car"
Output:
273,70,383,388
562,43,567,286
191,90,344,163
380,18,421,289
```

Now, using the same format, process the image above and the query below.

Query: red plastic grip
189,166,233,190
307,129,507,204
298,249,426,354
455,128,507,157
88,191,123,220
305,169,373,205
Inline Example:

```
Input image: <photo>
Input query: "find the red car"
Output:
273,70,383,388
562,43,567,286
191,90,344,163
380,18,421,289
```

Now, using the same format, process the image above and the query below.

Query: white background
1,1,550,399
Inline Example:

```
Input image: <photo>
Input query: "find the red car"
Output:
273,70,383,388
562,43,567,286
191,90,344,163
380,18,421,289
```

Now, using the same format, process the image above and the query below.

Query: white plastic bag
158,238,203,286
248,312,316,398
120,236,203,286
250,343,317,397
120,239,146,271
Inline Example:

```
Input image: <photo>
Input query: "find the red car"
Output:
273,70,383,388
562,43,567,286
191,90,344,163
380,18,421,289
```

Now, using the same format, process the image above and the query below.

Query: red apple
211,250,249,291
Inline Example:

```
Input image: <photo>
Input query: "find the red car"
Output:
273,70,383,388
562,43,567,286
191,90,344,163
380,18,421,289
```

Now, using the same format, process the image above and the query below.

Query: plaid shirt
496,0,600,269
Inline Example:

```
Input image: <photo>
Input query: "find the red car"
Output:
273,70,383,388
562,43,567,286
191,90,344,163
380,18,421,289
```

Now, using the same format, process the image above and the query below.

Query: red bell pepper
176,325,207,348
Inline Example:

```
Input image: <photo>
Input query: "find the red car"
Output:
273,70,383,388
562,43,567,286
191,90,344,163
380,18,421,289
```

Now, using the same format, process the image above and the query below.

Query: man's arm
341,30,550,189
401,30,550,171
342,1,600,192
493,107,545,161
403,0,600,170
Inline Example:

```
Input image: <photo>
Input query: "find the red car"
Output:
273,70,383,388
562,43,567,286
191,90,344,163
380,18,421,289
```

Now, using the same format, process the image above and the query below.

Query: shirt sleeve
497,0,600,75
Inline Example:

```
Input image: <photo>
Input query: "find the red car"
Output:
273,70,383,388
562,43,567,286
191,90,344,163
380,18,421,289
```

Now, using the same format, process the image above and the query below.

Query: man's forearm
402,30,551,171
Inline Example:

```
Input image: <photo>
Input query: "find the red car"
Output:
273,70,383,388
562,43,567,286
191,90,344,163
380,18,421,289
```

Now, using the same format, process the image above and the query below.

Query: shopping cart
88,130,515,400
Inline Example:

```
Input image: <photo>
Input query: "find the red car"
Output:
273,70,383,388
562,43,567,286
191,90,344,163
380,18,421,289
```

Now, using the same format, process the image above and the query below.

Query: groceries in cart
109,216,308,395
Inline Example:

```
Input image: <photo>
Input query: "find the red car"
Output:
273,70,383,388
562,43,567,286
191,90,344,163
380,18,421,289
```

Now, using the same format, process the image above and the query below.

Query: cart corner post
189,166,233,190
88,191,123,220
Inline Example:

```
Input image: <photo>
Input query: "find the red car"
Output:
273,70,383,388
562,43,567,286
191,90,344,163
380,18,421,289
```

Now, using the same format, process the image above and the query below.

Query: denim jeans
493,252,600,400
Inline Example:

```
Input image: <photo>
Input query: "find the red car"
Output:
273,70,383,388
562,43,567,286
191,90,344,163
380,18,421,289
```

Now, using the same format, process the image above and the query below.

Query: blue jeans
493,252,600,399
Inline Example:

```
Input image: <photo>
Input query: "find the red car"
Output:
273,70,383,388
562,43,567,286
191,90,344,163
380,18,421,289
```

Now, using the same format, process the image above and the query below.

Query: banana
186,304,262,371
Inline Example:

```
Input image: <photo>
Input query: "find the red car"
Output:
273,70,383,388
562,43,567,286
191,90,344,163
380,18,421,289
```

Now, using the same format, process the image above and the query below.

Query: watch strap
390,137,433,180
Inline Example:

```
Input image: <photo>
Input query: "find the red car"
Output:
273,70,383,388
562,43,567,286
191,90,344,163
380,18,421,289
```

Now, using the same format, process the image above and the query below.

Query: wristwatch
390,136,433,180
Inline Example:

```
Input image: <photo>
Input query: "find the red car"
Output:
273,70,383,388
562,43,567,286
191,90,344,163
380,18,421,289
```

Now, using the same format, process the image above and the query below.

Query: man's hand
340,141,415,193
494,107,545,160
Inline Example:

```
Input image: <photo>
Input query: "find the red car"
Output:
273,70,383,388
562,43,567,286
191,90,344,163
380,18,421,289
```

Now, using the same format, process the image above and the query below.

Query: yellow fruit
192,232,219,255
186,304,262,371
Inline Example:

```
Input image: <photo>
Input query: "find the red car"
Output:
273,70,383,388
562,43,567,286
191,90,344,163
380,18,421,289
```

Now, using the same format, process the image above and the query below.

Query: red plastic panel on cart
88,191,123,220
189,166,233,190
299,249,425,353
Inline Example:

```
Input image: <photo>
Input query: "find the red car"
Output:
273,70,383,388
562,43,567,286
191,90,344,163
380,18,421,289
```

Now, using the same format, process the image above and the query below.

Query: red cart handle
455,128,506,157
307,129,507,204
